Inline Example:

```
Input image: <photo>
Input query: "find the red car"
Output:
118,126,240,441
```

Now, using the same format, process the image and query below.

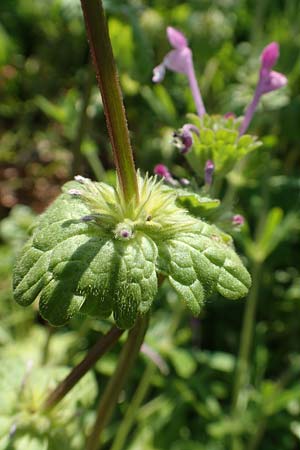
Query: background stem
110,362,155,450
86,314,149,450
42,326,123,412
80,0,138,202
231,261,262,411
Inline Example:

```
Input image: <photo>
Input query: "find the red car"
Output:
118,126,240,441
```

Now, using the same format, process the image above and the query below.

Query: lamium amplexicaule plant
10,1,287,449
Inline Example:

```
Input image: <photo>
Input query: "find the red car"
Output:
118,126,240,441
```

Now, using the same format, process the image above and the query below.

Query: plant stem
42,325,123,412
239,88,261,136
110,362,155,450
86,314,149,450
247,418,267,450
41,325,54,365
231,262,262,411
80,0,138,203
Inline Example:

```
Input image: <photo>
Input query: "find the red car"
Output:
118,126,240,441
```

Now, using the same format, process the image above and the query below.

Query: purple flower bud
154,164,177,185
154,163,172,179
258,42,287,94
204,160,214,186
232,214,245,226
261,42,279,73
173,123,199,154
167,26,188,49
68,189,82,196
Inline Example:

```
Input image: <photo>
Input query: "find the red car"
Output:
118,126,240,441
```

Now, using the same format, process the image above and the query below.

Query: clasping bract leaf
13,173,251,329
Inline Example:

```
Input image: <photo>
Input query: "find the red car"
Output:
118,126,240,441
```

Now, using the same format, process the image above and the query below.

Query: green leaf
175,190,220,217
13,186,158,328
169,348,197,378
13,175,249,328
0,358,97,450
158,225,251,315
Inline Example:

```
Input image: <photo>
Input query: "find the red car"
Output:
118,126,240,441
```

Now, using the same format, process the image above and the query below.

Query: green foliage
1,1,300,449
13,174,250,329
0,358,97,450
185,114,262,179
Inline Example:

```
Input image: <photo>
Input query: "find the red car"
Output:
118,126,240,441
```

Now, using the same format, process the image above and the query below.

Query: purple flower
173,123,199,154
204,160,214,186
259,70,287,95
232,214,245,226
261,42,279,73
154,164,177,185
154,163,171,179
152,27,206,117
239,42,287,135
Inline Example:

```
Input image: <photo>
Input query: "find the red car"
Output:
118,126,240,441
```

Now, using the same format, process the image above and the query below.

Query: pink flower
232,214,245,226
260,70,287,94
261,42,279,73
152,27,205,117
154,164,178,186
239,42,287,135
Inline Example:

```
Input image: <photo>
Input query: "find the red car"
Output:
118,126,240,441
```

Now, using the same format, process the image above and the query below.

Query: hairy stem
42,326,123,412
86,314,149,450
80,0,138,202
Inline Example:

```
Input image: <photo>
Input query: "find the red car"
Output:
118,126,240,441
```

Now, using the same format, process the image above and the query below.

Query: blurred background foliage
0,0,300,449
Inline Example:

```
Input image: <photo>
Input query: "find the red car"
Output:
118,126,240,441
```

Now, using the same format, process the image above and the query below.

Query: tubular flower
239,42,287,135
152,27,205,117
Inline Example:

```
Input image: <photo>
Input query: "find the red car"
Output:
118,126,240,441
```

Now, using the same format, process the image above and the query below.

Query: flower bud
154,164,171,179
166,26,188,49
261,42,279,72
204,160,214,186
232,214,244,226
